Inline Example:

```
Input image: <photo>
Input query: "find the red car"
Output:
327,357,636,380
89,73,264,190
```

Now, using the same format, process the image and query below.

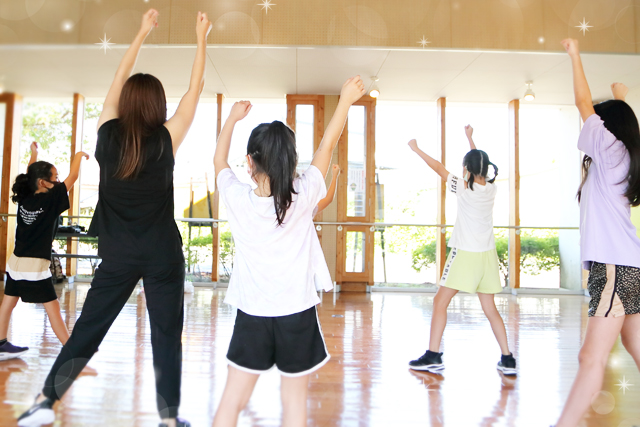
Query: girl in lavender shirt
557,39,640,427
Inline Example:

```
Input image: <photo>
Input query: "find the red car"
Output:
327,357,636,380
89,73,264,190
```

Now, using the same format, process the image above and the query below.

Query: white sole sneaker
0,349,28,360
497,366,517,376
17,408,54,426
408,363,444,373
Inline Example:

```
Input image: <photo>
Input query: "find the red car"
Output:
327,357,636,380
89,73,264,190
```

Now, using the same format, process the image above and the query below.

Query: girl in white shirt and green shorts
407,125,517,376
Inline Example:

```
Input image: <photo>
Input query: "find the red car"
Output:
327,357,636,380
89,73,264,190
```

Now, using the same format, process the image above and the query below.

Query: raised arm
28,142,38,166
97,9,159,130
561,38,595,122
316,164,340,213
164,12,212,156
612,82,628,101
214,101,252,178
63,151,89,190
464,125,477,150
311,76,366,178
408,139,450,181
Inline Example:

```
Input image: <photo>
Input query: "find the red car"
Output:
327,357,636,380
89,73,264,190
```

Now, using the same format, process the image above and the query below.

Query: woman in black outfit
18,9,212,427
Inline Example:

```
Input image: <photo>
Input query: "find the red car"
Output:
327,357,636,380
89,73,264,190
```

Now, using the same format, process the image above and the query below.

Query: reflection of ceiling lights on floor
523,82,535,101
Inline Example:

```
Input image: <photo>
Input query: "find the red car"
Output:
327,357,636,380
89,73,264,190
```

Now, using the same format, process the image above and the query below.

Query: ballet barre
0,213,580,231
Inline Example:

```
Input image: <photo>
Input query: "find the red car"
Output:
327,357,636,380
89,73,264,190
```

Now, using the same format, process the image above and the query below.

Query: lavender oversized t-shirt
578,114,640,270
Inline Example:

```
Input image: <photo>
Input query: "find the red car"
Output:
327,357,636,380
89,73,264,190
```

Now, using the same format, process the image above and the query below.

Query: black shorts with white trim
226,305,330,376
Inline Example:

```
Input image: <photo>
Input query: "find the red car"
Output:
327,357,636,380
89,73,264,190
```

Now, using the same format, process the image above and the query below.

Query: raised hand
331,164,341,177
196,12,212,42
340,76,366,105
140,9,159,36
30,141,38,155
611,82,628,101
229,101,252,122
408,139,418,151
77,151,90,161
465,125,473,139
561,38,579,57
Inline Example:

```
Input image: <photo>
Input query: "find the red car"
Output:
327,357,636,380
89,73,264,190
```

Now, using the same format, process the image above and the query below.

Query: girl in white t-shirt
212,77,365,427
407,125,516,376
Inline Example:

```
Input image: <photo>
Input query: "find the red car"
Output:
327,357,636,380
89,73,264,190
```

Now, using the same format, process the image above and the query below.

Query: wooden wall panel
0,94,22,275
1,0,639,53
262,0,358,46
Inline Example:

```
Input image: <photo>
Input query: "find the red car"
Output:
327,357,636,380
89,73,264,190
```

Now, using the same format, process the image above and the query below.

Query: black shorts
4,272,57,303
226,306,329,376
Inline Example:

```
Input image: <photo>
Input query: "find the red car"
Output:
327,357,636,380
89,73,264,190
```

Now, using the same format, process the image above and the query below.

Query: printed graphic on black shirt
19,206,44,225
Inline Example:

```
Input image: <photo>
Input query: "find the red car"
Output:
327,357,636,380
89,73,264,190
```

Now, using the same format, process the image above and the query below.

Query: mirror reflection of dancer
407,126,516,376
211,77,365,427
0,142,87,359
18,9,211,427
555,39,640,427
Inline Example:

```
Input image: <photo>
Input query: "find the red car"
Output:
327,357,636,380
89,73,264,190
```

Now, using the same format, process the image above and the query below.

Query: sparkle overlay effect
258,0,276,14
95,33,115,54
576,18,593,36
417,35,431,48
616,376,634,395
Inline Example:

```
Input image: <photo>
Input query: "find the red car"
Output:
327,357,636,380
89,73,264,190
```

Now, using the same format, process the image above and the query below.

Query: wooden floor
0,285,639,427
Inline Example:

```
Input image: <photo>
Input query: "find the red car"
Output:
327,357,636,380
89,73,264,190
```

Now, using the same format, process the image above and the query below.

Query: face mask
463,171,470,182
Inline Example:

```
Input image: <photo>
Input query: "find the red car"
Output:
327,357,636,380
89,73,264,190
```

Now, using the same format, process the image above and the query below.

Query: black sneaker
0,341,28,360
159,418,191,427
497,353,517,376
408,350,444,373
17,395,55,426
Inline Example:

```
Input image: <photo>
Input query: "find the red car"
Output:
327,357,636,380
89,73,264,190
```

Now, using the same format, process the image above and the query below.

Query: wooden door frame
286,95,325,239
336,96,376,289
0,93,22,275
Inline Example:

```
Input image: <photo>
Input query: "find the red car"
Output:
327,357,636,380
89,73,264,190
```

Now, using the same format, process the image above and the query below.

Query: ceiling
2,44,640,107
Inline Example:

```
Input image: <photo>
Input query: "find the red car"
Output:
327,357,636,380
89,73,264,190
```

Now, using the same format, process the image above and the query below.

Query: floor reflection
0,286,637,426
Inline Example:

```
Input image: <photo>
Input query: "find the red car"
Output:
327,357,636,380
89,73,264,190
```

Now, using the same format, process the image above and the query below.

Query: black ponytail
247,121,298,226
462,149,498,191
11,161,54,204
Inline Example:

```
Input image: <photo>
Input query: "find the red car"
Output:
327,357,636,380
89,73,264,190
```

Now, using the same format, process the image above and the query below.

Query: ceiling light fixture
369,76,380,98
523,81,535,101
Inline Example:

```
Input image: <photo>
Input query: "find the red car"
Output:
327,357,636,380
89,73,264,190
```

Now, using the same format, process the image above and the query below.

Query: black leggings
42,260,185,419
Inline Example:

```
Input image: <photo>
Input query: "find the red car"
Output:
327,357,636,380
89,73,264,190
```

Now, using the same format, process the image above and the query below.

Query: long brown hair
115,73,167,180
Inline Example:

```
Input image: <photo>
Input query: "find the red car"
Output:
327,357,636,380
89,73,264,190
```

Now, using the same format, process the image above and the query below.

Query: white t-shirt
446,173,497,252
218,166,333,317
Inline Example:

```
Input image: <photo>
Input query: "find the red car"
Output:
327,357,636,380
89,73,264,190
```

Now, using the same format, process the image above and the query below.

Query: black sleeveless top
88,119,184,265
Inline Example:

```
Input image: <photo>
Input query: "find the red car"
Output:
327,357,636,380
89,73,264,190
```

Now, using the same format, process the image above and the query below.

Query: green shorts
440,247,503,294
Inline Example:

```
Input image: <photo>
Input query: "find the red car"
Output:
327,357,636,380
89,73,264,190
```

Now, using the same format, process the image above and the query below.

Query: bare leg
212,366,260,427
477,292,510,355
280,374,310,427
556,316,625,427
429,286,458,352
43,299,69,345
0,295,19,340
620,313,640,370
